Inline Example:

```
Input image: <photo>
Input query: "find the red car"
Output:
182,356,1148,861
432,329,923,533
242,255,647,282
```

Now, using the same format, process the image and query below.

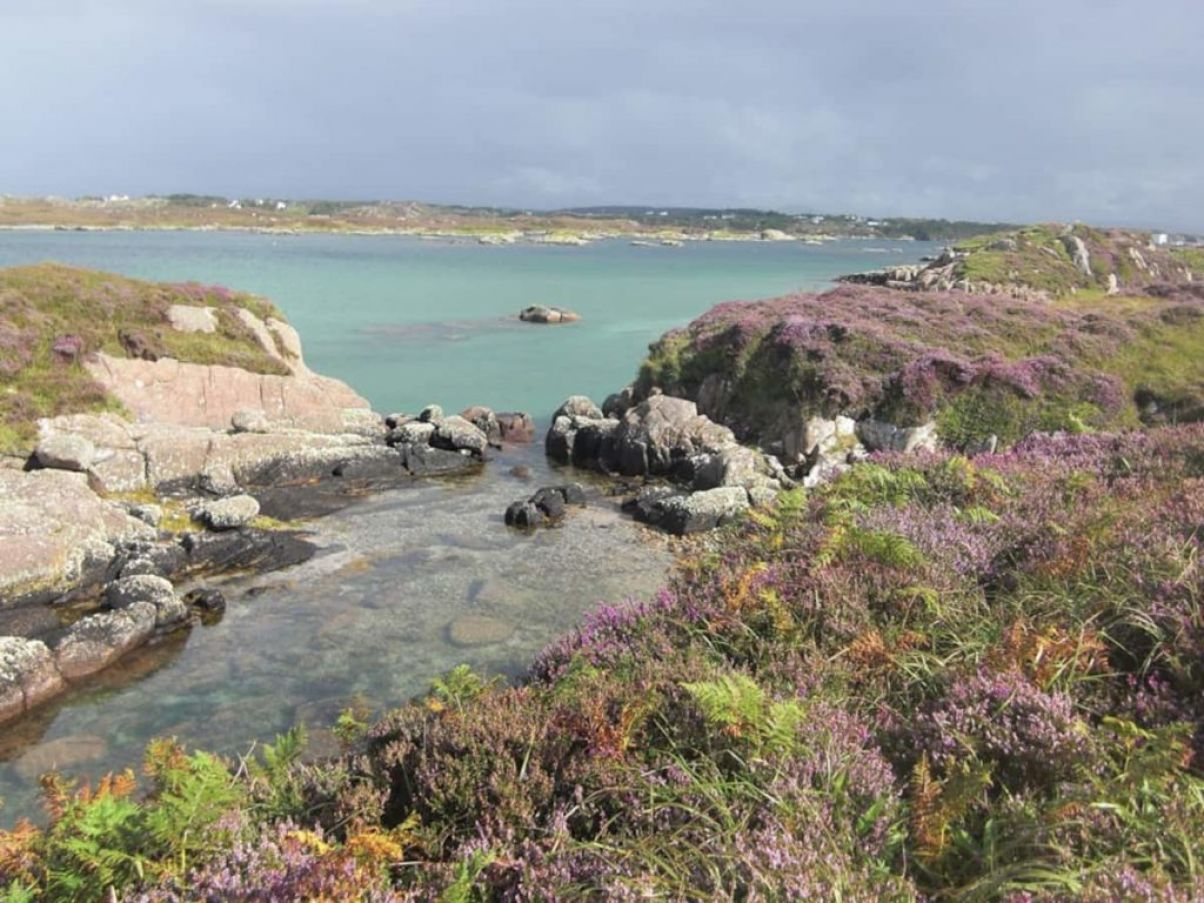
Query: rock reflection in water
0,443,673,824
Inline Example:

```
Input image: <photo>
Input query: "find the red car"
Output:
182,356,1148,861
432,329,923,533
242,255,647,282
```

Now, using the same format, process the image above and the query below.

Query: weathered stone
183,587,227,615
655,486,751,535
545,415,576,462
531,487,566,520
554,396,604,421
856,420,939,454
419,404,444,423
197,495,260,531
128,504,163,527
496,411,535,443
602,386,637,419
614,395,738,477
460,406,501,443
54,602,156,680
35,433,95,472
167,304,219,333
388,421,436,446
504,501,546,529
398,443,480,477
447,614,514,647
1061,234,1092,276
104,574,187,627
571,418,620,469
0,637,64,723
0,469,153,609
520,305,581,324
231,408,270,433
431,416,489,456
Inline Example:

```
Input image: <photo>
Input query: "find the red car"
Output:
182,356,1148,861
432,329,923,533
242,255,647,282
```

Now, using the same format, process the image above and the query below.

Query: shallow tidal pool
0,441,674,825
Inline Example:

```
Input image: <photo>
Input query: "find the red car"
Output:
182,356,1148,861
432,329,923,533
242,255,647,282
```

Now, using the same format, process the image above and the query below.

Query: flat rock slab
167,304,219,333
12,733,108,781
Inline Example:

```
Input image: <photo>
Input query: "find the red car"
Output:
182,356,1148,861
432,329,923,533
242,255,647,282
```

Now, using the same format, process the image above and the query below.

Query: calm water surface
0,231,931,823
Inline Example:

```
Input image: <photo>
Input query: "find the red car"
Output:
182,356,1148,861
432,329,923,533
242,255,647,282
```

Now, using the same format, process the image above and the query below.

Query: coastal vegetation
2,425,1202,900
0,264,288,452
1,224,1202,899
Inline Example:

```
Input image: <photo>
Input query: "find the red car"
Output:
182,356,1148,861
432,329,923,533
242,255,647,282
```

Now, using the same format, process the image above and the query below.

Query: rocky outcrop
0,637,65,723
54,603,158,680
519,305,582,324
626,485,751,535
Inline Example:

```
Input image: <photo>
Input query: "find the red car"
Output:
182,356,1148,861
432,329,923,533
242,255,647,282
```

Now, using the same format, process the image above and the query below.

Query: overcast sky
1,0,1200,228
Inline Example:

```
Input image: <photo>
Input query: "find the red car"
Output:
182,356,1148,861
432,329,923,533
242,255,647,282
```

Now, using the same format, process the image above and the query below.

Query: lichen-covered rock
856,420,938,454
431,416,489,456
554,396,604,421
399,443,480,477
104,574,187,627
231,407,270,433
54,602,157,680
34,433,95,472
0,636,64,723
388,421,437,447
196,495,261,531
614,395,738,477
419,404,444,423
636,485,751,535
460,406,502,444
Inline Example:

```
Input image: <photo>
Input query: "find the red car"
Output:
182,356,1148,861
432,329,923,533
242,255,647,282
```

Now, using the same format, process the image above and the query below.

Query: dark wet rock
54,602,157,680
572,418,620,469
399,443,482,477
531,487,566,519
128,504,163,527
519,305,581,325
504,501,546,529
447,613,515,647
430,416,489,456
602,385,636,418
384,412,412,429
180,529,317,577
496,411,535,443
195,495,260,531
104,574,187,627
235,446,403,487
0,637,65,724
622,485,682,526
656,486,751,535
183,587,227,623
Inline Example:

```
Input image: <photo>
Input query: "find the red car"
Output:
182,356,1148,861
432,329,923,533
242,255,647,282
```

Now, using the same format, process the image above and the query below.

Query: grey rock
388,421,436,446
495,411,535,443
0,636,65,724
856,420,939,454
35,434,96,472
104,574,187,627
166,304,219,333
197,495,260,531
614,395,737,477
431,416,489,456
654,486,750,535
419,404,444,423
602,386,637,418
520,305,581,324
231,408,270,433
1061,234,1092,276
128,504,163,527
460,405,502,444
54,602,157,680
554,395,604,420
399,443,481,477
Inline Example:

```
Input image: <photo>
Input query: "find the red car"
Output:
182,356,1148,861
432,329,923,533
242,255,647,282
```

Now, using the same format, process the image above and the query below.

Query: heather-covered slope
637,281,1204,450
2,425,1201,899
0,264,292,452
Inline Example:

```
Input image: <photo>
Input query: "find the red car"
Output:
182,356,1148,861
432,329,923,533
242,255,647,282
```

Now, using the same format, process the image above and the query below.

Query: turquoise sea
0,230,931,416
0,231,932,824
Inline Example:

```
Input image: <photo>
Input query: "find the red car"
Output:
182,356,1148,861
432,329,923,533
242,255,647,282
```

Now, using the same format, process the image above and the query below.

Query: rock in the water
496,411,535,443
104,574,187,627
460,406,502,444
419,404,444,423
35,434,96,472
196,495,261,531
54,602,157,680
388,421,437,447
531,487,566,519
554,395,604,420
519,305,581,324
399,443,481,477
447,614,514,647
0,637,65,724
508,465,532,480
506,484,586,528
430,416,489,456
504,501,546,529
183,587,227,616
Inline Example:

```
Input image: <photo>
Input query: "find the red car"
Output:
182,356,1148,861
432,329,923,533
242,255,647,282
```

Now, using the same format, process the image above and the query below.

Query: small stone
183,587,227,615
419,404,444,423
104,574,187,627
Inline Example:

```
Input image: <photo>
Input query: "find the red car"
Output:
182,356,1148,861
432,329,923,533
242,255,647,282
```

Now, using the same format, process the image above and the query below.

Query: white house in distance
1153,232,1169,246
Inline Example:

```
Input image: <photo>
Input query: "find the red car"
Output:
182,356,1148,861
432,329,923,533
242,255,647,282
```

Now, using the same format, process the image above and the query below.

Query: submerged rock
505,484,587,529
447,614,515,647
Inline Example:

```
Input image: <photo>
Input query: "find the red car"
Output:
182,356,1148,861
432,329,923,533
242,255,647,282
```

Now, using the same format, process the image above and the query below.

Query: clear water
0,231,932,824
0,231,931,416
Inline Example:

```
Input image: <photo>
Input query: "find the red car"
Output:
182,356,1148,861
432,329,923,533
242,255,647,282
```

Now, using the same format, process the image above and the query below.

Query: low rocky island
518,304,582,324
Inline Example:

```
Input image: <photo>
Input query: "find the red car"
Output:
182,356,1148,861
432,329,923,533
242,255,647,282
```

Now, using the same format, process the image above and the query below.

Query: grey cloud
1,0,1201,228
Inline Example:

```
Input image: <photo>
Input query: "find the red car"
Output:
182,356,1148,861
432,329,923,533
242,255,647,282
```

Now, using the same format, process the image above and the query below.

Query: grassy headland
0,264,288,453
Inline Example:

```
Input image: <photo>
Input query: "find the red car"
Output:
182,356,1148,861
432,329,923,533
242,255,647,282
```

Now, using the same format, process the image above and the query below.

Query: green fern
682,674,805,756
